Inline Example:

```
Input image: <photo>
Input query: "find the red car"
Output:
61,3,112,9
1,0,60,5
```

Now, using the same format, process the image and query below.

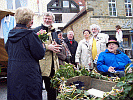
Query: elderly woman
97,37,131,77
5,7,45,100
75,30,93,71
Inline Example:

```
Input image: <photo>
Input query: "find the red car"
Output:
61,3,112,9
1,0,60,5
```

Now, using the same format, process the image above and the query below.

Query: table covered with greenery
50,63,133,100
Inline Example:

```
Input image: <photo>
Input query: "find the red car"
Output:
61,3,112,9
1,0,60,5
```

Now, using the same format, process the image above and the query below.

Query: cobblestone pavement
0,78,47,100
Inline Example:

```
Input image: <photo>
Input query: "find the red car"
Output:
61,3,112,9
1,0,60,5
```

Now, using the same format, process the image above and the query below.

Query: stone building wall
90,17,133,31
63,12,93,42
86,0,109,16
63,0,133,42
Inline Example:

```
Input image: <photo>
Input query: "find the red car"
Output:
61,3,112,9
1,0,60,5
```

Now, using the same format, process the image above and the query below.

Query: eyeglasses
92,28,98,31
44,18,52,20
84,32,90,35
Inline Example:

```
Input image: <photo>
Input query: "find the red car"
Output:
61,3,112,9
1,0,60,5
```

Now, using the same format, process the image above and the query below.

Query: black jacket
64,37,78,66
6,24,45,100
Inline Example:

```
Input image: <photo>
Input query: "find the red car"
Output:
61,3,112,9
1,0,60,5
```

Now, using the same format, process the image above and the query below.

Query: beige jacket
39,32,59,76
75,39,93,70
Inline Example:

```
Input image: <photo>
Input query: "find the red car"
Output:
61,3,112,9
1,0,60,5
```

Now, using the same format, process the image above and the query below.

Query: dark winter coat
5,24,45,100
64,37,78,66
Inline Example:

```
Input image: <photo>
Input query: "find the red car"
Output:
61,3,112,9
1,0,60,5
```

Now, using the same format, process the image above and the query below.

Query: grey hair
67,31,74,35
90,24,101,33
43,12,55,22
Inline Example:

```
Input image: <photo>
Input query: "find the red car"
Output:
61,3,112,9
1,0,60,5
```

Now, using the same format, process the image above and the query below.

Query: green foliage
57,86,90,100
51,63,109,89
54,64,80,79
103,63,133,100
51,63,133,99
52,63,132,99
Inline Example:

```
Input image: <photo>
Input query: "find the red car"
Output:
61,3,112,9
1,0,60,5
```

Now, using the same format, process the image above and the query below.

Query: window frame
108,0,117,17
63,1,69,8
54,14,62,23
125,0,132,17
6,0,28,10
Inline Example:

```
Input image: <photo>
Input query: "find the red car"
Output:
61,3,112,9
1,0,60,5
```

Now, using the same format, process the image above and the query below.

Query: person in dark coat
64,31,78,66
5,7,45,100
57,31,71,65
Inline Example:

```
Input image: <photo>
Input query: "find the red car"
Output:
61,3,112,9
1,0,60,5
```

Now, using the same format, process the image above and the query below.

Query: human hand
52,40,57,45
48,44,62,53
108,66,115,73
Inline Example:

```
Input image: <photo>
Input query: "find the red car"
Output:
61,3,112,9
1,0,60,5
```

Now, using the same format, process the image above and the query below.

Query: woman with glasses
75,29,93,71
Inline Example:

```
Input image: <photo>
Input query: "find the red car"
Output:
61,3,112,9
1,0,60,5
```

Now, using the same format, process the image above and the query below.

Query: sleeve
97,52,109,72
105,34,109,43
116,54,132,69
116,32,118,40
56,46,66,60
27,31,46,60
120,31,123,42
75,41,82,63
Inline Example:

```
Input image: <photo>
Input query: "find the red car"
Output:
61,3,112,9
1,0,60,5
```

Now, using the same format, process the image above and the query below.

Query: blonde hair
15,7,34,25
43,12,55,22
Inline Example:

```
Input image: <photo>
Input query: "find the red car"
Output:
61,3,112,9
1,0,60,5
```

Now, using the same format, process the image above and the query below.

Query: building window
108,0,117,16
7,0,27,10
63,1,69,8
54,14,62,23
125,0,132,17
52,0,61,7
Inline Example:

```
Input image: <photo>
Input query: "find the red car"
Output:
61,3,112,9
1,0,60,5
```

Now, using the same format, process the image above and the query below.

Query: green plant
50,63,110,89
57,85,89,100
51,63,127,99
103,63,133,100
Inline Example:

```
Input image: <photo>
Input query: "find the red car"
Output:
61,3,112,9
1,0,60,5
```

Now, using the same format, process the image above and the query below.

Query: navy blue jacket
64,37,78,66
6,24,45,100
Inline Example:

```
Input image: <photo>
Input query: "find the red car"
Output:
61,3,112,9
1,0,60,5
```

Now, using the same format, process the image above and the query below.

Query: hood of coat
8,24,32,43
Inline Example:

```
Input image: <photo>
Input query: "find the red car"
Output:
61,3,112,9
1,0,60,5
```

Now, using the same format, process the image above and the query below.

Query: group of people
5,7,132,100
75,24,109,71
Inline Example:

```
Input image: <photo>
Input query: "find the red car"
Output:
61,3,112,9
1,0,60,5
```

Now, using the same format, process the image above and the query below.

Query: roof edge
62,7,93,31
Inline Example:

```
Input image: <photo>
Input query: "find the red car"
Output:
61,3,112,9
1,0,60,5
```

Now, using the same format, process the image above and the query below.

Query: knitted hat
106,37,119,47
